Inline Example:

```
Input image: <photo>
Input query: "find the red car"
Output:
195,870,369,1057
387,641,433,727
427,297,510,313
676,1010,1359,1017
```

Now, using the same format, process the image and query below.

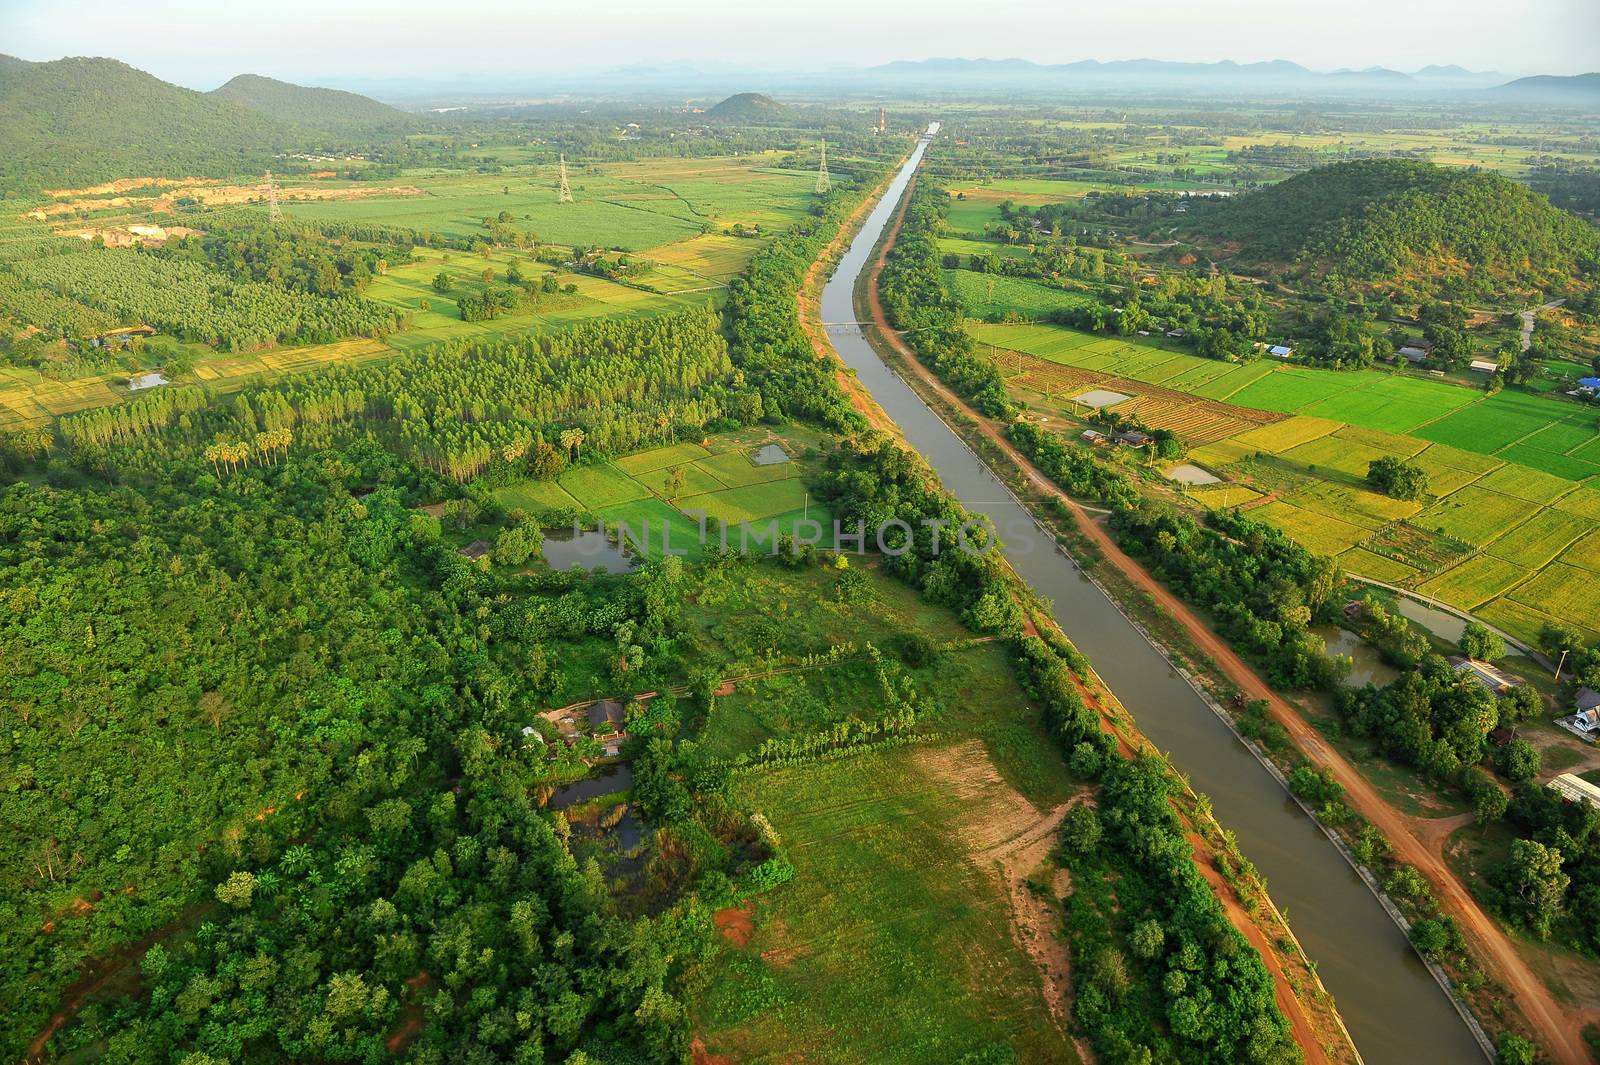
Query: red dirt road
857,168,1587,1064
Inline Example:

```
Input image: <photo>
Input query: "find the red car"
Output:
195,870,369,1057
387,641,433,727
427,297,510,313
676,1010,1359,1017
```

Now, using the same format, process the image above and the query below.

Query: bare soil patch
713,904,754,947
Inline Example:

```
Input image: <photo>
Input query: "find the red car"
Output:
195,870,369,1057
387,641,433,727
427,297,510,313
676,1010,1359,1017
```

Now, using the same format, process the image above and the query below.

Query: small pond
1165,463,1221,486
540,527,638,572
547,763,633,811
1391,596,1467,644
1314,625,1402,688
753,443,792,466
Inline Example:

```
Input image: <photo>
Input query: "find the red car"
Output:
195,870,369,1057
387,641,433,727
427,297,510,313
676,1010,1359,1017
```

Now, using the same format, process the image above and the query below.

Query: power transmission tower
815,139,831,195
557,154,573,203
265,170,281,223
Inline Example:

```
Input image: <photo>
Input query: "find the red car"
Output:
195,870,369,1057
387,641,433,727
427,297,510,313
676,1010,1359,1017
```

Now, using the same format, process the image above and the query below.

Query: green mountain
0,55,288,193
210,73,409,131
1185,159,1600,296
707,91,786,121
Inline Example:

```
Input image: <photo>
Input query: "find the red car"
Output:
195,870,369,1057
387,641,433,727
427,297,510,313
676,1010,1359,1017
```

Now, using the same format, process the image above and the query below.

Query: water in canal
819,124,1482,1063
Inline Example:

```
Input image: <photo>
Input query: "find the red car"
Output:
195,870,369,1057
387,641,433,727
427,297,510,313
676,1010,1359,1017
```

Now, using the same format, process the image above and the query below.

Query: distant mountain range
863,57,1511,93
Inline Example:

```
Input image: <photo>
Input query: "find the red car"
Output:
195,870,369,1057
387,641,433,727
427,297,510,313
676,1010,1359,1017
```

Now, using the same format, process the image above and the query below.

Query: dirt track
858,166,1589,1065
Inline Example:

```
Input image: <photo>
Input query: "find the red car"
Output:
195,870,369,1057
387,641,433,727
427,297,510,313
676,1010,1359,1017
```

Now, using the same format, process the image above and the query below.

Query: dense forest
209,74,411,133
1184,160,1600,300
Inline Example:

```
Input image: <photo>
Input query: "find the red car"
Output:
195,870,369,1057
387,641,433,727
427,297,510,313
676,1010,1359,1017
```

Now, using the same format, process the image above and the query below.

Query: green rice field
979,320,1600,645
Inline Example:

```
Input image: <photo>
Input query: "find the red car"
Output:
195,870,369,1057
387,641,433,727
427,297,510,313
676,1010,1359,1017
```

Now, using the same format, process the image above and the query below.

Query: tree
214,870,257,909
1060,804,1102,853
1366,456,1429,501
1497,1033,1537,1065
431,271,453,293
663,466,686,500
1408,917,1450,958
1130,919,1165,960
559,427,585,461
1504,838,1568,939
1459,622,1505,663
1474,785,1508,828
1496,738,1540,783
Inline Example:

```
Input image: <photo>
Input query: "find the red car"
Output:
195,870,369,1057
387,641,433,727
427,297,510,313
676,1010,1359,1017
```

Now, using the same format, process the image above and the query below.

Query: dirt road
857,169,1589,1065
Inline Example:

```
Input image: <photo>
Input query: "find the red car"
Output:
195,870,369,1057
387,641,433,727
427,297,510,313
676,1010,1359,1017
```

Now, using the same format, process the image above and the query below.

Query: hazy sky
7,0,1599,88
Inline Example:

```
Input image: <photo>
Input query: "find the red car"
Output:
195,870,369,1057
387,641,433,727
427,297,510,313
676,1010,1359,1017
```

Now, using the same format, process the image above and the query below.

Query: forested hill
0,56,289,193
209,73,411,132
1184,159,1600,297
708,92,786,121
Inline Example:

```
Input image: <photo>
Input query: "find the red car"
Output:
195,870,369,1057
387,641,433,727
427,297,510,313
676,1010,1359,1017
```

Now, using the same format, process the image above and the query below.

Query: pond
547,763,633,811
1391,595,1467,644
1165,463,1221,486
1314,624,1403,688
753,443,792,466
540,527,638,573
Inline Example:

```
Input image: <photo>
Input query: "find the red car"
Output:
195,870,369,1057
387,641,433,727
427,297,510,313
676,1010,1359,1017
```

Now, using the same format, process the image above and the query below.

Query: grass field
279,154,816,250
696,743,1079,1064
943,269,1096,320
489,425,836,561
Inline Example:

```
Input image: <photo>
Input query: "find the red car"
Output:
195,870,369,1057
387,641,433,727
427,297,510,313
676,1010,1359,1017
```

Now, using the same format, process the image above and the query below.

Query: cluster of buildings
1080,427,1151,448
525,697,630,759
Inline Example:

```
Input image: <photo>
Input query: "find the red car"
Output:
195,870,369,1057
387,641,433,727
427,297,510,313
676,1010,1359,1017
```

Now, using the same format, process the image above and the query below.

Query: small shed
1469,359,1500,374
1116,430,1151,447
1579,377,1600,393
1397,345,1430,363
1081,429,1106,445
1267,344,1293,358
458,540,491,560
1576,687,1600,714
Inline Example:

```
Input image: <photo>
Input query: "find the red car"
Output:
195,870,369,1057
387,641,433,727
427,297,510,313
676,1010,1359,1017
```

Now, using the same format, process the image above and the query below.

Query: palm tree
559,427,584,461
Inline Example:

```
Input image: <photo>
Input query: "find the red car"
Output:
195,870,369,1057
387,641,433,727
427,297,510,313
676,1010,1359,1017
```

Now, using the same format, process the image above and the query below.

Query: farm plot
1224,368,1354,413
1286,480,1422,527
491,479,583,514
1228,416,1342,455
1505,561,1600,626
1406,445,1499,496
1485,507,1591,568
1253,500,1372,554
1474,462,1580,505
615,441,714,475
1336,546,1423,585
1416,555,1534,609
1414,391,1572,458
696,448,798,487
556,463,652,509
1414,486,1536,547
676,479,810,527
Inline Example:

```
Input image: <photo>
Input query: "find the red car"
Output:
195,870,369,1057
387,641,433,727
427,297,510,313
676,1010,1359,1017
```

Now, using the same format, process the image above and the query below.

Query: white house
1469,359,1501,374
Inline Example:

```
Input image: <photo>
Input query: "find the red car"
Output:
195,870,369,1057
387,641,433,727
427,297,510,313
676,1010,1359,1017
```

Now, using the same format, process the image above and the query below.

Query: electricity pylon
815,140,831,195
265,170,281,223
557,154,573,203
